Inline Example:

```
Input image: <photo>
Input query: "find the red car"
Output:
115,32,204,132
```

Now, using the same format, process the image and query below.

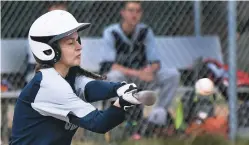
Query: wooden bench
80,36,224,93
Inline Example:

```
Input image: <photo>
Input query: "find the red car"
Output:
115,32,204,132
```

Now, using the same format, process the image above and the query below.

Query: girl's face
58,32,82,67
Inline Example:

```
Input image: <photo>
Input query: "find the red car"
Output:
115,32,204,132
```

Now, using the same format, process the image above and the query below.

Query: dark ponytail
68,66,107,80
35,63,105,80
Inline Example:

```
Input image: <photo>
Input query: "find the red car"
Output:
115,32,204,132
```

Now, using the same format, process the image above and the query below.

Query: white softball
195,78,215,96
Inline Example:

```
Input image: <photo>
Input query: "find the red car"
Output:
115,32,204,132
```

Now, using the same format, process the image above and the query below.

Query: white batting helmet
28,10,90,64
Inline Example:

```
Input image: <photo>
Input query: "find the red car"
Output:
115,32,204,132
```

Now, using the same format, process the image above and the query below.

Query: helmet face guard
28,10,90,65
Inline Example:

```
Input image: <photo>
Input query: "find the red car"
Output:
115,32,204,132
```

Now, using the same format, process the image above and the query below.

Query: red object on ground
185,116,228,139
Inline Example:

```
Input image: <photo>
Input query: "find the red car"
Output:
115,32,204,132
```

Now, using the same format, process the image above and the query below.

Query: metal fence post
227,1,237,142
194,0,201,36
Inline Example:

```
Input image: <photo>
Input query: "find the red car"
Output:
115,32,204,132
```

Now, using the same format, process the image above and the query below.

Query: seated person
101,1,180,135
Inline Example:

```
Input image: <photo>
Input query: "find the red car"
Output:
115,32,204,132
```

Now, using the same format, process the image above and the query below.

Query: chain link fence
1,1,249,145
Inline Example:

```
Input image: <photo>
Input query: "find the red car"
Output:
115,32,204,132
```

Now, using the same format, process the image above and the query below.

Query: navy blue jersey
102,23,160,68
10,68,125,145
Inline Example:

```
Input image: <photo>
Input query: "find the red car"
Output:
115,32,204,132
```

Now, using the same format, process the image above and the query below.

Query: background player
101,1,180,137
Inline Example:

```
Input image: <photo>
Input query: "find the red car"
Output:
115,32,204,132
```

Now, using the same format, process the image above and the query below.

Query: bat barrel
133,90,156,106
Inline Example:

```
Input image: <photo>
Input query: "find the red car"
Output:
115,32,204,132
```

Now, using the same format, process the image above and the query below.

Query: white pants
106,68,180,125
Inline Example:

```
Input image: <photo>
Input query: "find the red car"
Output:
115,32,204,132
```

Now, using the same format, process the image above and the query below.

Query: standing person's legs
148,68,180,125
